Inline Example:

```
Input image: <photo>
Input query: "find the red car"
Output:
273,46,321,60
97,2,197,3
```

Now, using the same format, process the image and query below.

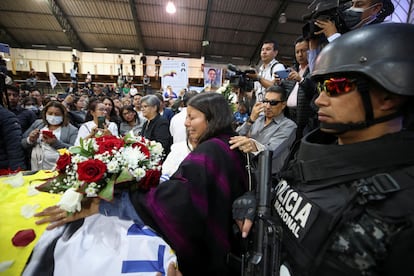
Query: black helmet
312,23,414,96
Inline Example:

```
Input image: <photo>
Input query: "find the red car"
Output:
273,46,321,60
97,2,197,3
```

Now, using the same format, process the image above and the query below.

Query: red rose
56,153,72,172
132,142,150,158
138,169,161,191
77,159,107,183
95,135,125,155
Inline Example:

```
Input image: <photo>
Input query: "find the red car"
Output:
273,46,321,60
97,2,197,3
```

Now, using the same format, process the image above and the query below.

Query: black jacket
141,113,172,156
0,106,27,170
276,129,414,276
281,68,317,140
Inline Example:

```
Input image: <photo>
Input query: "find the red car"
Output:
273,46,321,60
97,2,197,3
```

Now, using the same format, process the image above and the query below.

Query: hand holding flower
35,197,100,230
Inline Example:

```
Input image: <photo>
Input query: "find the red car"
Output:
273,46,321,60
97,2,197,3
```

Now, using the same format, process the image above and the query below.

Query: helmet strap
319,79,403,134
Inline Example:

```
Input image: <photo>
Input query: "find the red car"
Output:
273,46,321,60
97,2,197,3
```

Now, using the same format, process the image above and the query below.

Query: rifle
242,150,282,276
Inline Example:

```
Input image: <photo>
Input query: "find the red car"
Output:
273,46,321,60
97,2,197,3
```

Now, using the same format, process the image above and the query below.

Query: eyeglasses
262,100,284,106
122,111,133,116
317,77,357,97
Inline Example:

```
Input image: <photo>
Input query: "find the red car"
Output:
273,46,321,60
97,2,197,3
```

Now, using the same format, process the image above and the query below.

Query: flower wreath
37,133,164,213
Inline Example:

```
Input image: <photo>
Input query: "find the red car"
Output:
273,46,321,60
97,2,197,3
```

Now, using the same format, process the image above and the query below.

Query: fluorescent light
57,46,72,49
279,13,287,24
157,51,170,55
177,52,190,56
93,47,108,51
121,49,134,53
166,2,176,14
32,44,46,48
232,57,244,60
210,55,222,58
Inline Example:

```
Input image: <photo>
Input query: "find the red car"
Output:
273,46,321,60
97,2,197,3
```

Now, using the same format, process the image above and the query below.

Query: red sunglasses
317,77,357,97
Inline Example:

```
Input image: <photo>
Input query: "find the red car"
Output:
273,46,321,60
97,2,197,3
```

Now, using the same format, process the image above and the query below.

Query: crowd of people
1,0,413,275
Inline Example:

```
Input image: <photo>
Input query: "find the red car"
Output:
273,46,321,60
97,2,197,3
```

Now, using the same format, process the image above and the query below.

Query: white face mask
46,115,63,125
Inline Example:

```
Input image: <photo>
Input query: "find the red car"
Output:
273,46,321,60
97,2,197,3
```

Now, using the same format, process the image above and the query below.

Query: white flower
123,147,147,168
85,184,98,197
131,167,146,180
216,86,226,94
106,159,120,173
150,142,164,155
57,188,83,213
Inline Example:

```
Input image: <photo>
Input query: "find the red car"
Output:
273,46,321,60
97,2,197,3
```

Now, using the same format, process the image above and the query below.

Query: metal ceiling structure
0,0,412,67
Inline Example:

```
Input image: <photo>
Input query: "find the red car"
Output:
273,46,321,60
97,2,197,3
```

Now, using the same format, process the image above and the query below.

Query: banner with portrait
204,67,222,91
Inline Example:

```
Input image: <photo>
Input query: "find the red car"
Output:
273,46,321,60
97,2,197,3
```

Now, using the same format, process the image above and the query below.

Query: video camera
226,64,255,92
302,0,351,40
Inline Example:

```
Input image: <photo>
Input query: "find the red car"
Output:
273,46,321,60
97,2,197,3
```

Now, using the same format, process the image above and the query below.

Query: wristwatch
247,117,255,124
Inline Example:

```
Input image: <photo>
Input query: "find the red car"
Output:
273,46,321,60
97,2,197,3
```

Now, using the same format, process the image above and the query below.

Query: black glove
232,191,256,221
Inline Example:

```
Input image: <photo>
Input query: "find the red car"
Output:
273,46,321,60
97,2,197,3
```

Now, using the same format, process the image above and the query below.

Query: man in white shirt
247,39,286,103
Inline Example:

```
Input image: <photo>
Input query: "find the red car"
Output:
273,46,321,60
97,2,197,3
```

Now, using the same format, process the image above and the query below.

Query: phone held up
274,69,291,80
97,116,106,129
41,130,55,138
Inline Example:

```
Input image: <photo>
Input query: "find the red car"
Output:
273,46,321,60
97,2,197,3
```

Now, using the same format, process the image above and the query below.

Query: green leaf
35,174,70,194
99,176,116,201
115,168,133,184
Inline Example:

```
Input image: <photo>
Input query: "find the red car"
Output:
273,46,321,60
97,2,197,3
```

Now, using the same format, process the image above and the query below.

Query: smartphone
97,116,106,129
42,130,55,138
274,69,291,79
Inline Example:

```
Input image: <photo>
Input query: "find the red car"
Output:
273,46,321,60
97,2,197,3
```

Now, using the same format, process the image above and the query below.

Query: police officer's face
315,77,365,138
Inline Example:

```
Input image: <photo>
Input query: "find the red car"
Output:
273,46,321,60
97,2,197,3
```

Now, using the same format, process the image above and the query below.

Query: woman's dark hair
102,96,118,118
84,98,101,121
187,92,233,144
41,100,69,126
120,104,140,124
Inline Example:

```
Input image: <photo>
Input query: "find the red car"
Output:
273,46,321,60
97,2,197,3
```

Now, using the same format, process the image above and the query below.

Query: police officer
234,23,414,275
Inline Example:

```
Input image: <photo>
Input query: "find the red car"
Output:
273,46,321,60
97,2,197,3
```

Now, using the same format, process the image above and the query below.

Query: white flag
49,72,58,89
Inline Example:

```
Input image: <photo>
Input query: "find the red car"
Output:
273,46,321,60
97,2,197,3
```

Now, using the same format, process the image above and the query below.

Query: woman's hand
101,124,113,136
35,198,100,230
29,129,40,144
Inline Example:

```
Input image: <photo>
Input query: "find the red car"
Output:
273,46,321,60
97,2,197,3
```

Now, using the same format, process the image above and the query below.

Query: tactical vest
272,130,414,275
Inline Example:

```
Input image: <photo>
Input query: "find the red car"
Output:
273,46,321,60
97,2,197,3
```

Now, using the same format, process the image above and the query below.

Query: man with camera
306,0,394,72
234,23,414,275
248,40,286,103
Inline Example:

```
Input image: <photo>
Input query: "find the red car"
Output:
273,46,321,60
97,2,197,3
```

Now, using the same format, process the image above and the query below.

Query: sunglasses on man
262,99,284,106
317,77,357,97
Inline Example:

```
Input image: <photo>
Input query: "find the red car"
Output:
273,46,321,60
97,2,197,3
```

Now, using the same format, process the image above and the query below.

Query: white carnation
123,147,147,167
57,188,83,213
